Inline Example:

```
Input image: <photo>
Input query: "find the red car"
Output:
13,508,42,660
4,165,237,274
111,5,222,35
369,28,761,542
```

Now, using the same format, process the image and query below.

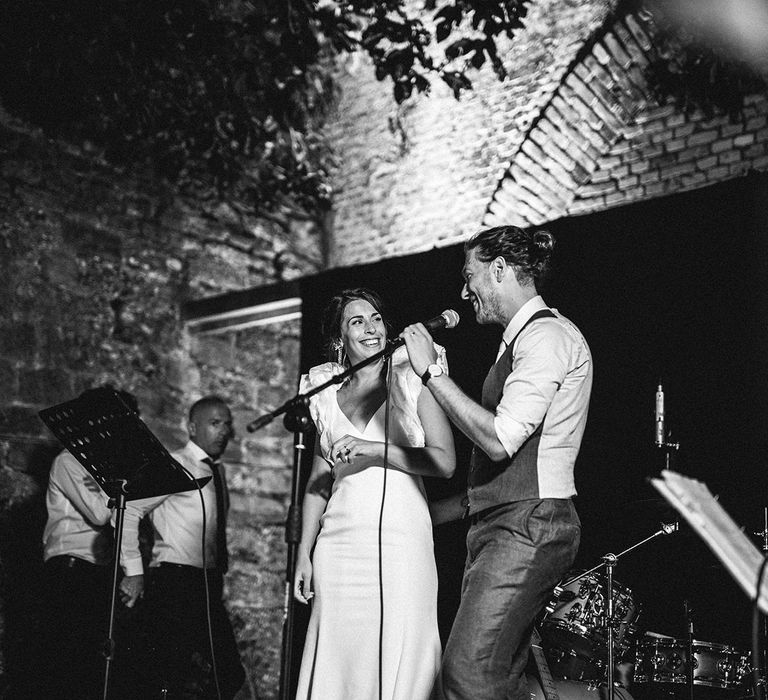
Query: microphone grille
442,309,460,329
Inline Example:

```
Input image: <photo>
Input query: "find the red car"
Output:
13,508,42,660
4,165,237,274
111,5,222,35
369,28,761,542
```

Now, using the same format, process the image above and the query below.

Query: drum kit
536,571,754,699
524,387,768,699
532,517,763,700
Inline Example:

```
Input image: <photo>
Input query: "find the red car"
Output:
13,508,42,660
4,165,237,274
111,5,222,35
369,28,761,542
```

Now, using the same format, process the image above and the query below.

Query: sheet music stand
39,387,210,700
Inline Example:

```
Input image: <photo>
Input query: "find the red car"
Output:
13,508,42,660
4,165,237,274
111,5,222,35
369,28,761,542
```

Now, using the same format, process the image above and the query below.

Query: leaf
435,21,451,43
393,79,412,103
444,38,474,61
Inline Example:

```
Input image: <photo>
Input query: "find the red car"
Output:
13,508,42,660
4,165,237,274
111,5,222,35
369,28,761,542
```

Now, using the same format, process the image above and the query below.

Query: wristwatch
421,363,444,386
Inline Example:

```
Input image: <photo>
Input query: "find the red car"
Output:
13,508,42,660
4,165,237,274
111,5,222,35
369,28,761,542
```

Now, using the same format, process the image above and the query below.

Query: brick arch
483,10,768,228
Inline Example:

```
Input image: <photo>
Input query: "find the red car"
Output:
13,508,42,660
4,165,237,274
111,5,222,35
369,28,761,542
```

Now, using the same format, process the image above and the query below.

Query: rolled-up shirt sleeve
117,495,165,577
493,321,571,458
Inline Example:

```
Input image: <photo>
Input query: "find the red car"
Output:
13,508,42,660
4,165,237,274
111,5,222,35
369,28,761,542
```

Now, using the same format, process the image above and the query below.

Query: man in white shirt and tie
119,395,245,699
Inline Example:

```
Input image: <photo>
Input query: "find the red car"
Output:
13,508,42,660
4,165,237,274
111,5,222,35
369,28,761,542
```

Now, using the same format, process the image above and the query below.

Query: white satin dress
295,348,444,700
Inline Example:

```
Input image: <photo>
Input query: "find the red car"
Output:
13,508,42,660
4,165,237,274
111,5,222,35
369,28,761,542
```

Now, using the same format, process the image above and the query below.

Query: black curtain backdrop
287,171,768,691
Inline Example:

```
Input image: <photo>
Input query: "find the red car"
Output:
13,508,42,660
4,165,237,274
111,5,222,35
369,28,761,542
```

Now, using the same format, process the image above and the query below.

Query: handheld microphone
423,309,460,332
655,381,665,447
391,309,460,349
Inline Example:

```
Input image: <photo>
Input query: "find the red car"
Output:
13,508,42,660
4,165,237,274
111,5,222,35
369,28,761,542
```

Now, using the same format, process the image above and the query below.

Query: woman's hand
401,322,438,377
294,552,314,604
329,435,384,464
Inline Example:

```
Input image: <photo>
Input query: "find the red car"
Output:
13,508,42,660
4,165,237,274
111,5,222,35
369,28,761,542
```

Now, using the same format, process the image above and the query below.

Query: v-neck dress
295,346,446,700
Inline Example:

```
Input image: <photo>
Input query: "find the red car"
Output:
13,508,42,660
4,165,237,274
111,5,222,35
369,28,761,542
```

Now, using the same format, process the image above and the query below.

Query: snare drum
634,637,750,689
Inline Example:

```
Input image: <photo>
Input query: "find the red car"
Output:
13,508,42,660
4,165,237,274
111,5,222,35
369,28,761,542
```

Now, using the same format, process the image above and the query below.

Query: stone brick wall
485,13,768,225
323,0,612,266
0,108,322,699
323,1,768,266
189,322,303,698
570,94,768,215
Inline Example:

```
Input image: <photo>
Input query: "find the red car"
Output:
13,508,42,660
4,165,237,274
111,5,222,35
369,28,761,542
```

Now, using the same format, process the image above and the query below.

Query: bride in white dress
293,288,456,700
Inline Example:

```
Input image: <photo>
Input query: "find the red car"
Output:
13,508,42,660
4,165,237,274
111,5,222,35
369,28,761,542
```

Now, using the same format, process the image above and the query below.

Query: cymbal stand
558,521,679,700
604,552,617,699
684,600,694,700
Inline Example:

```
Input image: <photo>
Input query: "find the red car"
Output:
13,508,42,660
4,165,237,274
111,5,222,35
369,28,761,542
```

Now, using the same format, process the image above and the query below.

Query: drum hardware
633,636,751,689
543,573,638,683
544,521,680,700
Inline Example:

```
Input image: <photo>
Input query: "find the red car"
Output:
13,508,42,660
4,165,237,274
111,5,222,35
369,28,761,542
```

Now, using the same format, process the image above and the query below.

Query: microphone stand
276,404,312,700
103,480,128,700
762,508,768,690
655,381,680,470
250,342,400,700
557,522,678,700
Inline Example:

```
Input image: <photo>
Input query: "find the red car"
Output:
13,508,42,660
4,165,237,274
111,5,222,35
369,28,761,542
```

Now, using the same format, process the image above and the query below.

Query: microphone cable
177,462,223,700
377,356,393,700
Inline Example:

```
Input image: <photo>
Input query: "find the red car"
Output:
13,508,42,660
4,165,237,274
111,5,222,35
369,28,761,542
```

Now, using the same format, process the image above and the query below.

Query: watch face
422,363,443,385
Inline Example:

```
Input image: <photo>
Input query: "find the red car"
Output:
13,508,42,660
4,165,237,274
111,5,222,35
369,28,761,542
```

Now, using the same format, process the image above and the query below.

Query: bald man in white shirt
119,395,244,699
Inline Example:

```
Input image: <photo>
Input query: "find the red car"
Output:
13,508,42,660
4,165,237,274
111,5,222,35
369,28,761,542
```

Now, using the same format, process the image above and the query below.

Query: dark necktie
203,457,229,573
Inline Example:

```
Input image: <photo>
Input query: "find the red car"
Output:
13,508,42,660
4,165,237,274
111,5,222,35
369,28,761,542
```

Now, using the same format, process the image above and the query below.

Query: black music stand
39,387,210,700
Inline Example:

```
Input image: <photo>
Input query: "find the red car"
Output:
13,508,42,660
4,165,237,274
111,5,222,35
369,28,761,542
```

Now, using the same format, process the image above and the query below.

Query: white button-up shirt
43,450,113,565
120,440,229,576
492,295,593,498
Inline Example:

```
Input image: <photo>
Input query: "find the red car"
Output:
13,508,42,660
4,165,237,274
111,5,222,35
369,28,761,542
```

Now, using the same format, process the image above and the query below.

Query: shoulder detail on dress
299,362,345,393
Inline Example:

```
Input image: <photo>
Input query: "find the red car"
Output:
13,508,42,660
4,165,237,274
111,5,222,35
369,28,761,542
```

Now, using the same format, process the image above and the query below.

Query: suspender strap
507,308,556,354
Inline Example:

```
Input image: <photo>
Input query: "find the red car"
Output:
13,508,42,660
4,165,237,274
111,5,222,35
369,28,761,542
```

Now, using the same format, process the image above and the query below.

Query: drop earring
333,340,346,366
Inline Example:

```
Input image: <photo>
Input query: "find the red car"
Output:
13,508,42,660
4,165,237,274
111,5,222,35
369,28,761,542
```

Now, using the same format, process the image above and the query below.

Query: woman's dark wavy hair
464,225,555,287
320,287,392,363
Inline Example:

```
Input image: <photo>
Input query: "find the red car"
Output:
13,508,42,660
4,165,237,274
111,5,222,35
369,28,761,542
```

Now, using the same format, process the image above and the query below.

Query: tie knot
202,457,221,469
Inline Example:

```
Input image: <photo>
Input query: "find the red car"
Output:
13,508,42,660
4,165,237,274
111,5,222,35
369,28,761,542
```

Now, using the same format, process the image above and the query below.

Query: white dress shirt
493,295,593,498
43,450,113,565
120,440,229,576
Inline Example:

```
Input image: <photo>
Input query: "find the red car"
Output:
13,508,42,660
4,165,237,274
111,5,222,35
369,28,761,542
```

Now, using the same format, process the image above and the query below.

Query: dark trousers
39,556,111,700
433,499,581,700
136,564,245,700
